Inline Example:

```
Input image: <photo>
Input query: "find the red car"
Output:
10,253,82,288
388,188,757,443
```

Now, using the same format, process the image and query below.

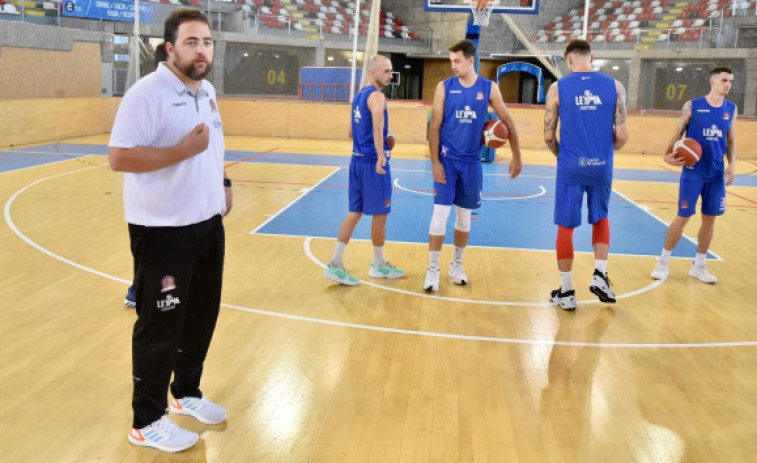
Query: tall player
651,68,737,283
423,39,522,292
323,55,405,285
543,39,629,310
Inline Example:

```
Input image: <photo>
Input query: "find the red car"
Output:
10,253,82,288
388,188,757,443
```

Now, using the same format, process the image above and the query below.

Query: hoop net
465,0,498,26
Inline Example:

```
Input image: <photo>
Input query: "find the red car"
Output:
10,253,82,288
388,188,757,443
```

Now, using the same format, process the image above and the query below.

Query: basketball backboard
424,0,540,15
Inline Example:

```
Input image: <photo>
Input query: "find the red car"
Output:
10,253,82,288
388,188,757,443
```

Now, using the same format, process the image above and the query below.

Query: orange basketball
673,138,702,167
482,119,509,149
476,0,492,7
386,129,396,150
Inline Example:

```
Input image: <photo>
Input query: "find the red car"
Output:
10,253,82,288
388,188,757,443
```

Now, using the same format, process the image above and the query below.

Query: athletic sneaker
423,267,440,292
124,285,136,307
589,270,616,303
369,260,405,279
550,288,577,311
128,415,199,453
449,261,468,285
689,264,718,284
169,395,227,425
650,259,669,281
323,262,360,286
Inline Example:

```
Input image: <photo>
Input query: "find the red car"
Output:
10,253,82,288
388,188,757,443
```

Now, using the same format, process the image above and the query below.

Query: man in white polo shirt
109,8,232,453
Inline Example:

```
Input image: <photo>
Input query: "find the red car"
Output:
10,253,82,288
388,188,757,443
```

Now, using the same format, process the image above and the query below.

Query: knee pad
454,206,472,233
429,204,451,235
556,226,575,260
592,217,610,245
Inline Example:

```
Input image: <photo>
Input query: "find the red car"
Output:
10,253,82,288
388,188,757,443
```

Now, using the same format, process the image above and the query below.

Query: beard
173,56,213,81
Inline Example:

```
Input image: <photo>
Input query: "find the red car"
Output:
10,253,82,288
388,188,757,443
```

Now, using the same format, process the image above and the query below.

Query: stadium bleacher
531,0,754,49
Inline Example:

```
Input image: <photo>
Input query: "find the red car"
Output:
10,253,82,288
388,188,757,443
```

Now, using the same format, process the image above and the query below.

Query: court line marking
393,178,547,200
249,167,341,235
611,188,723,261
304,236,662,307
4,164,131,285
5,161,752,348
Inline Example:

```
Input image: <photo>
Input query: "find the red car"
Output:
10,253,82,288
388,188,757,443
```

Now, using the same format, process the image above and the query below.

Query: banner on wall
62,0,153,23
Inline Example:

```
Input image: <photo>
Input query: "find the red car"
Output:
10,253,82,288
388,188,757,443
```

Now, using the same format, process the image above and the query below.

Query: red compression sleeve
556,226,574,260
592,217,610,245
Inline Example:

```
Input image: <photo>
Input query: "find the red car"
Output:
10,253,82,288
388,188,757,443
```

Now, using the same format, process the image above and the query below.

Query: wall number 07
666,84,687,101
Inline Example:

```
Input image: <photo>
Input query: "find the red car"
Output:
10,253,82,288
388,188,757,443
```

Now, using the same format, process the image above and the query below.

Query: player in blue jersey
543,39,629,310
323,55,405,285
423,39,522,292
651,68,737,284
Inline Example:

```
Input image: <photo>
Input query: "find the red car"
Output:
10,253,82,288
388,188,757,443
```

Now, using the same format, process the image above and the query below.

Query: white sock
453,246,465,264
331,241,347,266
559,271,573,292
660,248,672,263
429,251,441,269
694,253,706,267
373,246,384,267
595,259,607,274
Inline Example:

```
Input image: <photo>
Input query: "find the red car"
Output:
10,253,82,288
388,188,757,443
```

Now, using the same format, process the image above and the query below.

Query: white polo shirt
110,63,226,227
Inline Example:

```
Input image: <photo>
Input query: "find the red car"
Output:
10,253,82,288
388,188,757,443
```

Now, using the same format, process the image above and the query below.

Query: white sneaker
589,270,616,303
169,395,227,425
550,288,577,311
369,260,405,279
689,264,718,284
650,259,669,281
449,261,468,285
424,267,440,292
128,415,199,453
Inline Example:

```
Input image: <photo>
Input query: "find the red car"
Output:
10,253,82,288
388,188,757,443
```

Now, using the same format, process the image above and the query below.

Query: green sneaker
323,262,360,285
369,260,406,279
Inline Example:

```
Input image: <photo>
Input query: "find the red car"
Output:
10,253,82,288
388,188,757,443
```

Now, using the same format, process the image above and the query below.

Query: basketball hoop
465,0,499,26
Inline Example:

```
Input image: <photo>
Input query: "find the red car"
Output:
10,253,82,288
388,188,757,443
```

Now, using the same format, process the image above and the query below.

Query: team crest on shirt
160,275,176,293
209,99,217,112
476,91,484,100
724,112,730,120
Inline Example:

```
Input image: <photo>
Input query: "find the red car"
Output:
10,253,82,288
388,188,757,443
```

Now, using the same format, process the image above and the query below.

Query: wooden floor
2,134,757,462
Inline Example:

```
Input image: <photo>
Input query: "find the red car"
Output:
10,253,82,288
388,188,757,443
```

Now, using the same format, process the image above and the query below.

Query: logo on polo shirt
209,99,217,112
172,102,187,107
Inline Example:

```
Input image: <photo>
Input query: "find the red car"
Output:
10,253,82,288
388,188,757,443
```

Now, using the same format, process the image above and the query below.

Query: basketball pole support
465,15,496,162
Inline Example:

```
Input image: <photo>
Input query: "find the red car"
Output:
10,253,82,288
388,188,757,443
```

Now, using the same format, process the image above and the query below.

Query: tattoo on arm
676,100,692,138
614,81,627,126
544,83,560,156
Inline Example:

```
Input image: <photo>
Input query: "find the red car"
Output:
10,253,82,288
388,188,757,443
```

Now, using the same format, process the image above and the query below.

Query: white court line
393,178,547,201
6,162,752,348
249,166,340,235
611,188,724,261
304,236,663,307
4,165,131,285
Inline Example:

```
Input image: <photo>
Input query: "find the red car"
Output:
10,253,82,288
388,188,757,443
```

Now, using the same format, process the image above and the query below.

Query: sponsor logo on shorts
681,200,689,210
157,294,181,311
433,188,437,197
161,275,176,293
385,199,391,208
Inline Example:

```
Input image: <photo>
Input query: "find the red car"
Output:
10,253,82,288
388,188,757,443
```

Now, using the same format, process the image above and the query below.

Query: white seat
555,35,567,42
629,20,639,28
3,3,20,13
657,33,668,41
653,6,663,13
609,21,619,28
693,18,705,26
627,13,637,20
672,19,683,27
593,34,605,42
675,27,685,35
613,34,626,41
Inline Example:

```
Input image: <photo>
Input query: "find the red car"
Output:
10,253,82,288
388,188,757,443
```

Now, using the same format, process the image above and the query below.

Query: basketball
673,138,702,166
482,119,509,148
387,129,396,150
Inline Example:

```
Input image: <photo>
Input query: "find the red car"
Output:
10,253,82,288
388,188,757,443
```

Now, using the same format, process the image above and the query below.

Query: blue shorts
554,183,611,228
678,176,726,217
348,158,392,215
433,157,482,210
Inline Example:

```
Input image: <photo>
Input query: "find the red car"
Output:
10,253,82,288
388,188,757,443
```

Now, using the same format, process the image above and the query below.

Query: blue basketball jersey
439,75,491,161
683,97,735,181
352,85,388,162
556,71,617,185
